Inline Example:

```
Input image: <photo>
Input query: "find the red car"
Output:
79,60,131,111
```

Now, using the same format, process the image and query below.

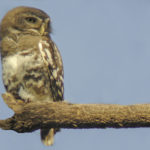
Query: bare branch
0,93,150,133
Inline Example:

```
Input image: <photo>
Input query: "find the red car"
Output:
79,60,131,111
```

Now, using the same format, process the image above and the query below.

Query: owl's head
0,6,51,38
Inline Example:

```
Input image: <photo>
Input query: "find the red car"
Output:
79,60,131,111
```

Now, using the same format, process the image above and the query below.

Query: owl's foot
23,98,31,103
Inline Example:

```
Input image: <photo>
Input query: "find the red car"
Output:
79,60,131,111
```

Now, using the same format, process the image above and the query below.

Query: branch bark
0,93,150,133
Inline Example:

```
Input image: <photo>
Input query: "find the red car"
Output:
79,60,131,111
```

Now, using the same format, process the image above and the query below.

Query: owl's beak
40,18,50,36
40,24,46,35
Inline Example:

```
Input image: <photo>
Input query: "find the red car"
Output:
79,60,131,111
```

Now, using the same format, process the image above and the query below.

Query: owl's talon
24,98,31,103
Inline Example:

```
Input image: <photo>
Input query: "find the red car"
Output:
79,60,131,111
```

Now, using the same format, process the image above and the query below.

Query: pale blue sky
0,0,150,150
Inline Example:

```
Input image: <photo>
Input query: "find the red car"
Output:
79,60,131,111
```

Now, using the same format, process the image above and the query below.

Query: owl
0,6,64,146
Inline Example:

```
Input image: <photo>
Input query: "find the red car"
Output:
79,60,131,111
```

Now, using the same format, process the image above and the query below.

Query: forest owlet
0,6,64,146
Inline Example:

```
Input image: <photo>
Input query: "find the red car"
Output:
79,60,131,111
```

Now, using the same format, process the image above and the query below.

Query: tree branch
0,93,150,133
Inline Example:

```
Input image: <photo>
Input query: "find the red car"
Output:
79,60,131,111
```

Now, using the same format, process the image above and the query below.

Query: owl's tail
40,128,55,146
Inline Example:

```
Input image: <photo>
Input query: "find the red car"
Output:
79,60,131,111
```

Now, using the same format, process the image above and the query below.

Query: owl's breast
2,48,52,101
2,48,41,81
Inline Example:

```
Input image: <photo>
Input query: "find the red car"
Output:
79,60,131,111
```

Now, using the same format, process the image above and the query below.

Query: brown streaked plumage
0,6,64,146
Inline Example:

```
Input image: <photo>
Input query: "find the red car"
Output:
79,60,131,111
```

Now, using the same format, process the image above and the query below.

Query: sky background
0,0,150,150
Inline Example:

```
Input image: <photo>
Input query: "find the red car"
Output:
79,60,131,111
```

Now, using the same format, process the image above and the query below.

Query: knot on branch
2,93,25,113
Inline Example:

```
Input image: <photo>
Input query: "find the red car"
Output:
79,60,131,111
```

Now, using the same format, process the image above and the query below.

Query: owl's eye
25,17,37,23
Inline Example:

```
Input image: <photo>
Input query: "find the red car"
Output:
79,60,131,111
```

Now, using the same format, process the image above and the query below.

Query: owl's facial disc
22,14,50,36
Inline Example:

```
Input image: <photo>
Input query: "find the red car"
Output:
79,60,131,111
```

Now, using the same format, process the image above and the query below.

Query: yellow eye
25,17,37,23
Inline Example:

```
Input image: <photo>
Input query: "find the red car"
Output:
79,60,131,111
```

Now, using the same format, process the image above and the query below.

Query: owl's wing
38,39,64,101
